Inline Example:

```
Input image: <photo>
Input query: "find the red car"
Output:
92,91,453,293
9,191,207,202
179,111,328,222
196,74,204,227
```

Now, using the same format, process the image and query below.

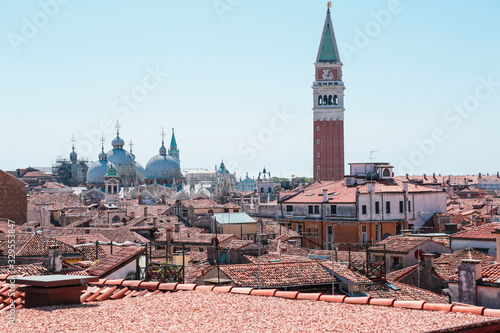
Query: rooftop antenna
367,150,379,181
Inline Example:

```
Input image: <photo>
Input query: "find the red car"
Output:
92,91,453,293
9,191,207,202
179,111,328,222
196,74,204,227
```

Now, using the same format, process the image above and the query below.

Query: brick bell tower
313,4,345,181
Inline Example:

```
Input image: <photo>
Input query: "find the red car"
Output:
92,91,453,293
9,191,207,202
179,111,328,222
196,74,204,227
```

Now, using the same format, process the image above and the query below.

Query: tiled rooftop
319,261,372,285
0,279,498,332
366,279,448,303
369,236,434,254
434,248,497,281
215,261,337,288
449,222,500,240
281,179,442,204
87,246,145,278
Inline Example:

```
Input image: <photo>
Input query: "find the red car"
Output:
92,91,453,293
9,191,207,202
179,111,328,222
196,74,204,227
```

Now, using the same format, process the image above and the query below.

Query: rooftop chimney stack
323,189,328,203
367,182,374,193
457,259,482,306
144,207,148,217
47,245,62,273
423,253,435,273
402,181,408,194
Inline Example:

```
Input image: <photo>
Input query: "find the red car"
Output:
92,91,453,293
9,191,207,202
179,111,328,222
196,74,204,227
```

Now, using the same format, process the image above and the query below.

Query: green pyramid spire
170,128,177,148
317,9,340,63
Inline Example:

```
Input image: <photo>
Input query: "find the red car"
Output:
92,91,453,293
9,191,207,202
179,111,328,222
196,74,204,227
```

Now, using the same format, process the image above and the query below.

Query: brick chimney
144,206,148,217
457,259,482,306
323,189,328,203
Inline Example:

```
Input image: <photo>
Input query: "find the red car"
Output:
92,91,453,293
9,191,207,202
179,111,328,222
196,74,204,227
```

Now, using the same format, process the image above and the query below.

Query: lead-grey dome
136,162,146,182
87,160,117,184
145,154,182,179
107,148,136,180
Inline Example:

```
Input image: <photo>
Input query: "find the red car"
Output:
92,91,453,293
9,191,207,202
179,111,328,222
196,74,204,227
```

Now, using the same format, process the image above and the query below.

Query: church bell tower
313,4,345,181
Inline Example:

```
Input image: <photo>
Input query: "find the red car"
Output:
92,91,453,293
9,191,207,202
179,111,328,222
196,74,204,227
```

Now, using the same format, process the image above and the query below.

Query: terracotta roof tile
319,261,372,284
366,280,448,303
449,222,500,240
369,236,432,254
87,246,145,278
216,261,336,288
434,248,496,281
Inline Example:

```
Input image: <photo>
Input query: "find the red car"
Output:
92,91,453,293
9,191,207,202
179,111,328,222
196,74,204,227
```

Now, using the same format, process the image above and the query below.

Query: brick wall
0,170,27,224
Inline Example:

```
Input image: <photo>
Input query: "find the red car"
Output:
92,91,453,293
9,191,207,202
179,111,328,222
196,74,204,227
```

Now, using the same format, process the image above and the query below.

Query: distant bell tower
168,128,180,163
313,3,345,181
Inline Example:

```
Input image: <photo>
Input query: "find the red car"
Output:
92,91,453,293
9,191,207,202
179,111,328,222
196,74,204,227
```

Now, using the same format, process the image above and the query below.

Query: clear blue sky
1,0,499,179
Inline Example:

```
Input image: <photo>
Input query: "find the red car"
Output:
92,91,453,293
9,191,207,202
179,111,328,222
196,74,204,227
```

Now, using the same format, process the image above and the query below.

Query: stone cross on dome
159,127,167,155
160,127,166,145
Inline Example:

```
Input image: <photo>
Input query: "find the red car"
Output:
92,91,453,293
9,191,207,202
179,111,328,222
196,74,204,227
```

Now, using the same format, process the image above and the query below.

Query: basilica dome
145,139,182,183
107,130,136,183
87,148,116,185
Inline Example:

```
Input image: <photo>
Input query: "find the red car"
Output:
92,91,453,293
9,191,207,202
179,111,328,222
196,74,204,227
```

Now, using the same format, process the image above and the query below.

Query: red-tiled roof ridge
449,222,500,240
3,276,500,323
385,264,418,280
87,246,145,278
368,236,432,254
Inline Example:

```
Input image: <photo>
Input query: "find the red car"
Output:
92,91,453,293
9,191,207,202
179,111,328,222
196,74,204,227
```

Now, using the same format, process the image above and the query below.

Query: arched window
328,95,333,105
318,96,322,105
333,95,338,105
268,187,272,193
323,95,327,105
383,169,390,177
260,188,264,193
112,216,120,223
114,185,118,193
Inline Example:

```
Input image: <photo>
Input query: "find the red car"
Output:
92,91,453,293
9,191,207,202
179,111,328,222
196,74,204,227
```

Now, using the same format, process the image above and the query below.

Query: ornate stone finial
115,120,121,135
71,135,75,148
328,1,332,10
100,135,105,148
129,140,134,152
160,127,166,144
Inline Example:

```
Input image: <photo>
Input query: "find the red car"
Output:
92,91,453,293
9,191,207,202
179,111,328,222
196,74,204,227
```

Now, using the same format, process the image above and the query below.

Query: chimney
406,173,409,181
165,227,173,243
153,217,158,227
130,211,135,218
457,259,482,306
422,253,435,273
433,173,437,182
492,229,500,262
47,245,62,273
402,181,408,193
479,173,482,179
144,206,148,216
423,174,427,180
367,182,374,193
174,224,180,233
323,189,328,203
